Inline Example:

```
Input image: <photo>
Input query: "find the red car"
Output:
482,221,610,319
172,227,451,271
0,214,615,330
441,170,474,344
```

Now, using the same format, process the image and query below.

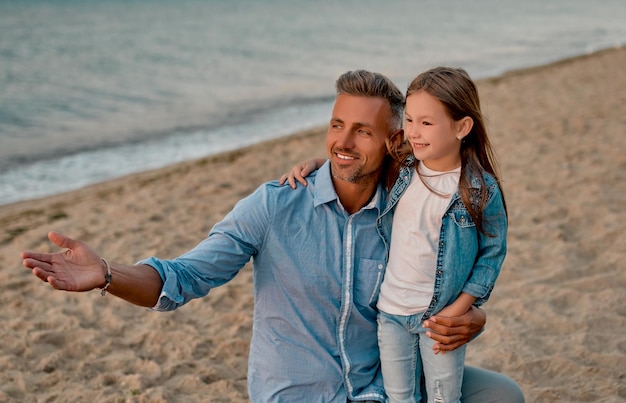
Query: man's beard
330,160,377,186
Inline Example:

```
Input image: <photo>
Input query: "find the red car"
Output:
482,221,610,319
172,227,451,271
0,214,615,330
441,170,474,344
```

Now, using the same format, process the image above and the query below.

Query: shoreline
1,46,625,402
1,45,623,209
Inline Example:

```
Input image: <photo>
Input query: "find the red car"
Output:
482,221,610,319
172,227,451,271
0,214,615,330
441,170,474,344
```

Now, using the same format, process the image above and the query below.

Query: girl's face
404,90,470,172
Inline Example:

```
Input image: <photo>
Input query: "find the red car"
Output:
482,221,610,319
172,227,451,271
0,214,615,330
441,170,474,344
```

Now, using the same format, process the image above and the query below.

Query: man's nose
336,131,356,148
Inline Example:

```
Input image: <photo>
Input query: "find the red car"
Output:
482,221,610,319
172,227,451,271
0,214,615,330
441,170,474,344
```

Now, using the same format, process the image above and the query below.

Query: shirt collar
314,160,383,213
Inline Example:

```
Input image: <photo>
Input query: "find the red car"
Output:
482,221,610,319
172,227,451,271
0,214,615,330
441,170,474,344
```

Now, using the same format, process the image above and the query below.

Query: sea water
1,0,624,205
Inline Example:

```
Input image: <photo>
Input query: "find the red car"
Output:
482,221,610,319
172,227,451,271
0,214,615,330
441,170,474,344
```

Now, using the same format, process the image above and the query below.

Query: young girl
282,67,507,403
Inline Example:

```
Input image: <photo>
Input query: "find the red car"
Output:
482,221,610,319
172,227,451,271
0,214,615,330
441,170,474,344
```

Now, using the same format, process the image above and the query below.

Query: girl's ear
456,116,473,140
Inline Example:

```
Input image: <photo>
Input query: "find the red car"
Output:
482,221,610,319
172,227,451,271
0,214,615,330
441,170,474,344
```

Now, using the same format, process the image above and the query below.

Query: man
22,70,523,402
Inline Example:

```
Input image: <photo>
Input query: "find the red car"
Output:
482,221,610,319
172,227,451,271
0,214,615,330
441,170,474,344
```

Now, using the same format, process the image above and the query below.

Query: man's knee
461,366,524,403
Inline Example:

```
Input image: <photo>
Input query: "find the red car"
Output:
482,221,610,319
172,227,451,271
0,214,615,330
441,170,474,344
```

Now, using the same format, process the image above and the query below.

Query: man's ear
456,117,473,140
396,128,405,141
396,128,406,144
387,128,405,149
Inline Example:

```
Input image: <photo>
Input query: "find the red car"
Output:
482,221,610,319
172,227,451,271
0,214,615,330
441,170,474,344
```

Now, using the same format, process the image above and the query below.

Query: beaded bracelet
100,258,112,296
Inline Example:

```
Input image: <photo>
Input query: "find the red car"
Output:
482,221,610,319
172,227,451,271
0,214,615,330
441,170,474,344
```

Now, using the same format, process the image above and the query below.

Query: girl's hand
279,158,326,189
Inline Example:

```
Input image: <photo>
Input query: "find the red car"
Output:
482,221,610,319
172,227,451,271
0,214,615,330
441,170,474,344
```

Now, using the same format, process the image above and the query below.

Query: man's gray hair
335,70,405,131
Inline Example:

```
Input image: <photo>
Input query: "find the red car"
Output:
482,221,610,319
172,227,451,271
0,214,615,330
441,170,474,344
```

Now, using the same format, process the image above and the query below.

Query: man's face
325,94,392,187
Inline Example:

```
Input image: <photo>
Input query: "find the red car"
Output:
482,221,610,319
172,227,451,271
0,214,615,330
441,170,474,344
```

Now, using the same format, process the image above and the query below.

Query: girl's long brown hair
386,67,507,235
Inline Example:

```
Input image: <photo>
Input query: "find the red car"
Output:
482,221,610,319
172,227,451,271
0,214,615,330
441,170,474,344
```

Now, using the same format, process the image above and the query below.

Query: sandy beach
1,47,625,402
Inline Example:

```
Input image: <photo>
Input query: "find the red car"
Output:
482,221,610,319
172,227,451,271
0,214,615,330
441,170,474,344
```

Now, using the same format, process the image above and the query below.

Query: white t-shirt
377,161,461,315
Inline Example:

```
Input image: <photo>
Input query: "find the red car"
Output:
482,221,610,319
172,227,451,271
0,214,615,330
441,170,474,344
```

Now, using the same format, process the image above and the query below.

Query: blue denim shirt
140,161,391,402
381,159,507,318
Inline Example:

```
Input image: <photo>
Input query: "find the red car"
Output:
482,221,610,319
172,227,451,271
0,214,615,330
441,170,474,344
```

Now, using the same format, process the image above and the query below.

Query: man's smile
334,150,358,161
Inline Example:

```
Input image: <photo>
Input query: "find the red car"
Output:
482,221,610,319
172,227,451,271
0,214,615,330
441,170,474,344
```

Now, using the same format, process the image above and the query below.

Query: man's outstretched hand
22,231,106,292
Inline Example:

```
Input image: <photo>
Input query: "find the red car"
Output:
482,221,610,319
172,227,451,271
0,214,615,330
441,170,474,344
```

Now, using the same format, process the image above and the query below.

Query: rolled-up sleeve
139,187,270,311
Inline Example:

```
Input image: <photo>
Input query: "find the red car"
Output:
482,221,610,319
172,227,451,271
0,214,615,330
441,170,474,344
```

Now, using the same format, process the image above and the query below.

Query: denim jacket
379,159,507,318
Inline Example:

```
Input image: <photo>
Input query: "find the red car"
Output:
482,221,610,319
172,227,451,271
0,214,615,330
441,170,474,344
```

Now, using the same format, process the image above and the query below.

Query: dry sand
1,47,625,402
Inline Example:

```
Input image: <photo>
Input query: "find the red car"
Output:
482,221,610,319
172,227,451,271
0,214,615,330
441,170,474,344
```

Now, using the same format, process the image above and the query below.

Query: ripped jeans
378,311,466,403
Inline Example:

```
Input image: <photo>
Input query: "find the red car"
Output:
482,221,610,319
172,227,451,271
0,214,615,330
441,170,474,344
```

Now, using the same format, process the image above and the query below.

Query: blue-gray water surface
1,0,624,204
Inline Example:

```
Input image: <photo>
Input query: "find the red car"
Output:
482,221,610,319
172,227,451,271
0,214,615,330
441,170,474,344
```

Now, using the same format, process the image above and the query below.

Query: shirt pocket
449,209,475,229
354,258,386,307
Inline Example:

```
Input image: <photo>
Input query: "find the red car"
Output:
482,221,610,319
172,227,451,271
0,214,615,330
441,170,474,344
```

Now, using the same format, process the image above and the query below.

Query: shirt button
460,216,466,222
378,264,383,270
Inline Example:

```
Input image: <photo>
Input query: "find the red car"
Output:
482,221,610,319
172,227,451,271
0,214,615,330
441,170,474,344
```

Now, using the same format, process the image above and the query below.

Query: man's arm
22,231,163,307
98,261,162,307
422,305,486,352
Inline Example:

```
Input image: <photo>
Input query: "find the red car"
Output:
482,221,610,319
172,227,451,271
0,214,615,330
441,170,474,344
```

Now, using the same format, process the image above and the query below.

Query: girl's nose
406,126,419,139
